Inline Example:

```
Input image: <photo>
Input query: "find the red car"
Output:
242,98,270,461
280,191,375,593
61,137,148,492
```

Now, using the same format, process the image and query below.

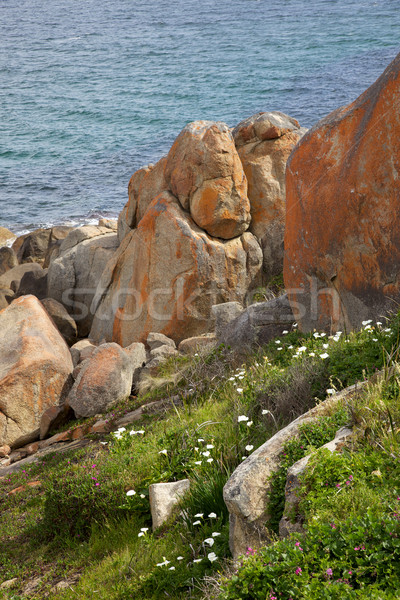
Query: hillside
1,313,400,599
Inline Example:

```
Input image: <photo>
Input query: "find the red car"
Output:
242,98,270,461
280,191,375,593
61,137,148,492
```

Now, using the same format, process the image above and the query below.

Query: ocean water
1,0,399,234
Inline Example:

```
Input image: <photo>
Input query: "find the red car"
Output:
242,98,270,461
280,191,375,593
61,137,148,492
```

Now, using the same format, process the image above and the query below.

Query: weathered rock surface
128,159,168,228
0,247,18,276
165,121,250,239
0,227,16,247
13,226,71,266
0,286,14,309
16,268,48,300
211,301,244,339
39,404,74,440
47,225,119,337
66,343,134,418
0,263,43,294
41,298,78,346
90,193,262,346
279,427,353,538
69,339,97,367
147,332,176,352
149,479,190,529
233,112,304,279
219,294,294,351
284,52,400,332
178,334,216,355
43,226,74,268
0,296,74,448
124,342,147,386
223,383,365,558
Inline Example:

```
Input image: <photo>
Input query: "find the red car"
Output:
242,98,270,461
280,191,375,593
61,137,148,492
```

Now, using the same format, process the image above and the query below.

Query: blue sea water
1,0,399,234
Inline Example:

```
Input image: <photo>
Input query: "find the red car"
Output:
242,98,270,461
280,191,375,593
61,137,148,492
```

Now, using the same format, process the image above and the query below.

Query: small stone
149,479,190,529
0,444,11,458
147,332,176,351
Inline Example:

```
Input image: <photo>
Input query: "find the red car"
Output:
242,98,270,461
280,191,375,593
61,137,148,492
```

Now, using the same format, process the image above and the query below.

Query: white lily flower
208,552,218,562
237,415,249,422
204,537,215,546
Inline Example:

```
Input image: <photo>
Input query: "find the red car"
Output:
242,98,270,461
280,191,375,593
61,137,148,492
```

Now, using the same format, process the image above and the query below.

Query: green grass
1,314,400,598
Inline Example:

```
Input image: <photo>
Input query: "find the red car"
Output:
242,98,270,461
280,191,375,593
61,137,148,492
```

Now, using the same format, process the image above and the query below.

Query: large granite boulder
0,227,16,247
13,228,51,264
0,247,18,276
165,121,250,239
284,52,400,332
41,298,78,346
90,192,262,346
233,112,304,279
218,294,294,352
66,343,135,418
0,295,74,448
47,225,119,337
0,263,44,294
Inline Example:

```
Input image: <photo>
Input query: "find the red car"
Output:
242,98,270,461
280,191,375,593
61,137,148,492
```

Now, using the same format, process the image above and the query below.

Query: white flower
206,458,214,463
376,321,382,326
177,556,184,560
326,388,335,395
320,353,329,359
308,352,315,357
100,441,108,445
156,557,170,567
208,552,218,562
362,319,372,326
197,438,204,442
275,340,281,344
262,409,272,416
169,566,175,571
320,332,326,337
195,447,199,452
159,449,168,455
140,494,145,499
313,332,320,338
193,520,201,525
141,527,149,532
288,345,294,349
202,451,210,457
293,322,298,328
237,375,244,380
298,346,307,352
323,343,329,349
208,512,217,518
138,532,145,537
228,377,235,381
282,330,289,335
138,430,145,435
126,490,136,496
238,415,249,422
212,532,221,537
194,513,204,518
245,445,254,451
247,421,253,427
206,444,214,449
195,461,202,465
236,388,243,393
277,347,283,351
204,537,215,546
373,338,378,341
242,456,247,460
385,328,392,333
117,427,126,433
193,558,202,563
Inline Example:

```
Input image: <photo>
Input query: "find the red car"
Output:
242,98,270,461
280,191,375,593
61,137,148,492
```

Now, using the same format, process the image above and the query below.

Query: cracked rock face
47,225,119,337
0,295,73,448
233,111,305,280
284,51,400,332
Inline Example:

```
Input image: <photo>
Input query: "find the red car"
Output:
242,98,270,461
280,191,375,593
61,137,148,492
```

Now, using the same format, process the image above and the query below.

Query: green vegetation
1,316,400,599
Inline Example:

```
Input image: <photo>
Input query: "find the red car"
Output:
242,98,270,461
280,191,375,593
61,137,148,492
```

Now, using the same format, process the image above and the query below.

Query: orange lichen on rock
90,193,262,346
284,51,400,332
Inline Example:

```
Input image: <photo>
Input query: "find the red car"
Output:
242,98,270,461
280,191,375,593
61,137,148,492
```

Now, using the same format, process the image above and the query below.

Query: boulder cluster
0,112,304,451
1,49,400,489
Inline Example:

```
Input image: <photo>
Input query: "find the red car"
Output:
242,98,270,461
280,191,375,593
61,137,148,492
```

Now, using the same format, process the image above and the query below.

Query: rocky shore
0,51,400,577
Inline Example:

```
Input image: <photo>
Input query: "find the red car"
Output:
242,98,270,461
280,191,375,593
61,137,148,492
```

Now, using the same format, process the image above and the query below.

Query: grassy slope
1,316,400,600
